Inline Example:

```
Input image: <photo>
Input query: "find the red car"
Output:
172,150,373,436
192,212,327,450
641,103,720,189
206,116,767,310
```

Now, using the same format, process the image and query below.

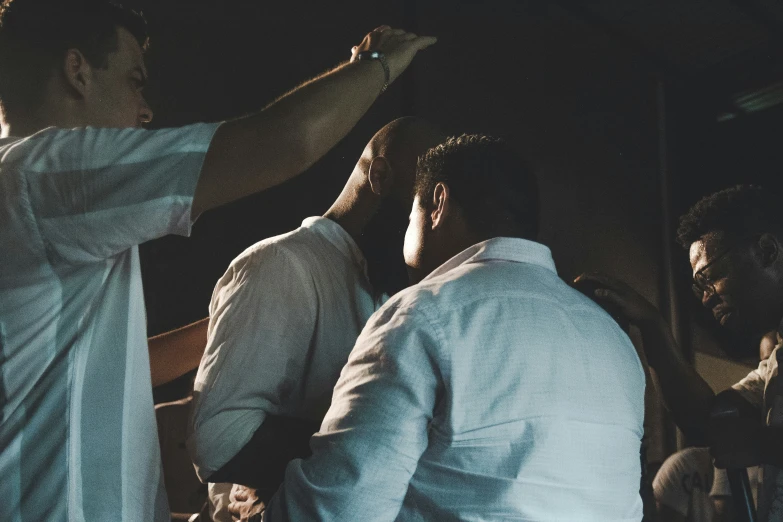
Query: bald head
325,117,445,247
323,117,445,294
364,116,446,203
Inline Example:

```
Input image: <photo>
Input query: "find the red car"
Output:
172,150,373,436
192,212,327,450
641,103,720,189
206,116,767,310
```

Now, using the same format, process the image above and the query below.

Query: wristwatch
352,50,390,93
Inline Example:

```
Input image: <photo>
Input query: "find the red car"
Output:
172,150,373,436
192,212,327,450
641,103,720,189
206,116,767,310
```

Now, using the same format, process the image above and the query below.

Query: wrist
351,51,390,93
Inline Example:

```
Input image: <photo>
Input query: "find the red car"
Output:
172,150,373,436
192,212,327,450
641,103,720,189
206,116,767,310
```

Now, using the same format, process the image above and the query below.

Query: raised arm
575,273,716,443
191,27,436,216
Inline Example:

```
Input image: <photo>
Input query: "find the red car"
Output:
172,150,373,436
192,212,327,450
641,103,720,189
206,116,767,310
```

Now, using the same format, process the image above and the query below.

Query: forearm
639,316,715,442
148,317,209,387
193,60,384,215
208,415,319,492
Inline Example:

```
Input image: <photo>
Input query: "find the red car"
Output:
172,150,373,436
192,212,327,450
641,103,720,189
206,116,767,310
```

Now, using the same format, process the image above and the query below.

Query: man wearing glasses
577,185,783,522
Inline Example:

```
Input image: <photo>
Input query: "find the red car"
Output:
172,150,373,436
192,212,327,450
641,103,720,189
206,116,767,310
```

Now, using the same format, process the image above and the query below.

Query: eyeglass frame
691,247,734,301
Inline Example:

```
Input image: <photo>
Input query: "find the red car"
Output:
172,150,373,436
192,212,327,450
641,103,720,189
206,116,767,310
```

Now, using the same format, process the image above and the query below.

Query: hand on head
351,26,437,83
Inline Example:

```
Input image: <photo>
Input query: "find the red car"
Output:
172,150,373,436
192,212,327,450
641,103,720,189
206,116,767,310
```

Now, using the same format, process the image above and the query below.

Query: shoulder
215,226,323,295
3,124,220,173
658,447,712,477
361,283,445,350
376,280,441,320
732,352,774,408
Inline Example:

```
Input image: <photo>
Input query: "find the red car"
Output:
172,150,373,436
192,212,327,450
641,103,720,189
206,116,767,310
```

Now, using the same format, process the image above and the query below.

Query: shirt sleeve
732,357,771,411
21,123,220,264
187,243,318,481
653,451,696,517
264,302,443,522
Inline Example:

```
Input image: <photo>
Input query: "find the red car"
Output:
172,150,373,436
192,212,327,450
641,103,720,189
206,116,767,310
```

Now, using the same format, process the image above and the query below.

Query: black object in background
710,390,758,522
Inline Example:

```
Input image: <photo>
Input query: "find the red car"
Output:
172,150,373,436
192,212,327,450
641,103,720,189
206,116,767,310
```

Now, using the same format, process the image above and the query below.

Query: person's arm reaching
263,304,441,522
148,317,209,387
24,27,434,264
574,273,716,443
191,26,436,216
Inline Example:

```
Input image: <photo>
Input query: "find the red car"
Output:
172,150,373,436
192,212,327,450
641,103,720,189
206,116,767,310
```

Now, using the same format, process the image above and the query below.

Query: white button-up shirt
0,123,219,522
188,217,383,481
266,237,646,521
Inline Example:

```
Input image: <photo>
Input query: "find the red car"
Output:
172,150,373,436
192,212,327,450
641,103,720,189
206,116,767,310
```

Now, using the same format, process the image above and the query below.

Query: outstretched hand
351,26,437,83
573,272,662,327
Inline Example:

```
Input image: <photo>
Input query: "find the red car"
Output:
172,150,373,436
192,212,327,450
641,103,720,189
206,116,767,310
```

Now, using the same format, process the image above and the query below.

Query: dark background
127,0,783,464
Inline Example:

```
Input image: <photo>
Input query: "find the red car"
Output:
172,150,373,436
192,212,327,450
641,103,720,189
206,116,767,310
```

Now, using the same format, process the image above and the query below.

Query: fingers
352,26,437,84
574,272,632,296
407,35,438,51
356,26,436,54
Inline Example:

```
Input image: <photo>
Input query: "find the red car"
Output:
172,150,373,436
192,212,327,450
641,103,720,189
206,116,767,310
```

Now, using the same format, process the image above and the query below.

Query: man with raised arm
579,185,783,522
0,0,435,519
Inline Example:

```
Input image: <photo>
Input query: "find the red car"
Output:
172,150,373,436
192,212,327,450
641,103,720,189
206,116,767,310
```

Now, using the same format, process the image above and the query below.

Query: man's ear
431,182,449,230
63,48,91,99
367,156,394,197
756,233,780,267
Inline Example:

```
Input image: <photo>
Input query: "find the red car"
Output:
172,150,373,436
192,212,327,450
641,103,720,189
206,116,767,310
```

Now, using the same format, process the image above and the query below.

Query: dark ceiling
559,0,783,74
555,0,783,113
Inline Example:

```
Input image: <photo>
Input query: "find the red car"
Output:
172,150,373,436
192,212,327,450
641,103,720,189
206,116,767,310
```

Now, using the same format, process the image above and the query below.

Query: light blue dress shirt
265,237,646,521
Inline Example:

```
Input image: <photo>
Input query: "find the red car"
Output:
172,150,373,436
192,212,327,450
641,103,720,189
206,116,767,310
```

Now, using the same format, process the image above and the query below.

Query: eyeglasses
691,248,733,301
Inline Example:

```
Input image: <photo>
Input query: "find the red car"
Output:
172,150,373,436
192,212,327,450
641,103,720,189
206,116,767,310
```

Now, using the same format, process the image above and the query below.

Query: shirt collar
301,216,368,277
421,237,557,283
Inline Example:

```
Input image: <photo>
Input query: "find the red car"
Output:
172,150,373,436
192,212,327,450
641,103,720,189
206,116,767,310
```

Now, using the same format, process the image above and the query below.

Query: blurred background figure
652,332,776,521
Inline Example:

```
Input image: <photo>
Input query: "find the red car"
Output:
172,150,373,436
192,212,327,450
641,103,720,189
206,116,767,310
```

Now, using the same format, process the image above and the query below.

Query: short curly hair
0,0,147,123
415,134,539,240
676,185,783,249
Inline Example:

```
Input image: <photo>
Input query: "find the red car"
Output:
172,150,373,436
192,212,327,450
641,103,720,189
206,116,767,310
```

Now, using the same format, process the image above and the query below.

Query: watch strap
353,50,390,93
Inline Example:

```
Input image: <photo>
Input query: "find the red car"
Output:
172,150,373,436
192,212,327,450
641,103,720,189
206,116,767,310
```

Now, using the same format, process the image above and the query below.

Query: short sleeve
732,357,771,411
653,450,699,516
18,123,220,263
187,243,318,481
